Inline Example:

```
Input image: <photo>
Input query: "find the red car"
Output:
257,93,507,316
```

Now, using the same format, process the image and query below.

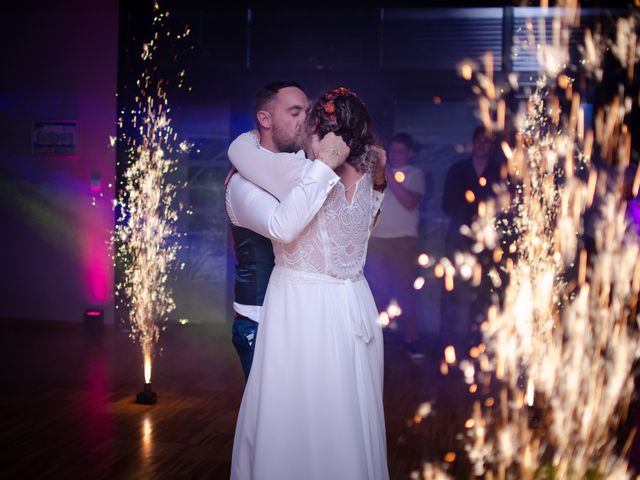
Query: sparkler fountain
419,3,640,479
114,2,189,405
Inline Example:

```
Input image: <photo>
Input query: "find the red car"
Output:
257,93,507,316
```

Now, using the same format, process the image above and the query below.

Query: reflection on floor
7,318,633,479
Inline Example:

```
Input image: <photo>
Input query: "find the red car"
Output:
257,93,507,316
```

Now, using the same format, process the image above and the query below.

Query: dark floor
0,318,515,479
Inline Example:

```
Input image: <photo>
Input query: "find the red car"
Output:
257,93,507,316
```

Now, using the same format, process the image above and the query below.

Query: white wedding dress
230,158,389,479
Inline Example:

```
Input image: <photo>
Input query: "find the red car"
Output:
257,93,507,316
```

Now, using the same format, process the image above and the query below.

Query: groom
226,81,352,380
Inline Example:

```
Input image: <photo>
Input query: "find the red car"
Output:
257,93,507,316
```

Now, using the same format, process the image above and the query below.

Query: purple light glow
628,197,640,236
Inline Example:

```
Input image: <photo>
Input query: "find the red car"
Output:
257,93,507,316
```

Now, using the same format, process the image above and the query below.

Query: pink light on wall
87,255,109,300
81,187,114,306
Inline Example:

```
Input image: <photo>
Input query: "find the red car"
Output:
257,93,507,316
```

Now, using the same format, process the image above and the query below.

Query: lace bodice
273,171,376,280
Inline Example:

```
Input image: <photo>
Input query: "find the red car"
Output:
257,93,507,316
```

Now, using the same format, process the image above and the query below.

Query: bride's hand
316,133,350,170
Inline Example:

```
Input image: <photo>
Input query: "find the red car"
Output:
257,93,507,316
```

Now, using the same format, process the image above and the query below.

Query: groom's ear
256,110,271,129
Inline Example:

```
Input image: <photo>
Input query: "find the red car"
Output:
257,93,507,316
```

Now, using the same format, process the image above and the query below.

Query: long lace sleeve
227,131,310,201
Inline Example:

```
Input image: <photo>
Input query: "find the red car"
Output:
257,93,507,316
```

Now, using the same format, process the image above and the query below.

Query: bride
229,87,389,480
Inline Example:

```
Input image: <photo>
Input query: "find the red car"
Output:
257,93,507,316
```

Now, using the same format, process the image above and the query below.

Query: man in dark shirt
440,126,502,353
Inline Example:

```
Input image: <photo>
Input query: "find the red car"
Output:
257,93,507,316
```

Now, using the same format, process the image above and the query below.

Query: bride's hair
309,87,376,173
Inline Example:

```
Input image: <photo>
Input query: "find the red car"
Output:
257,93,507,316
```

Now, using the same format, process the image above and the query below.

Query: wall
0,1,119,324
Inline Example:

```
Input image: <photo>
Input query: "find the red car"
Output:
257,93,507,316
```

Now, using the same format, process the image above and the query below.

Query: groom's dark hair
254,81,303,120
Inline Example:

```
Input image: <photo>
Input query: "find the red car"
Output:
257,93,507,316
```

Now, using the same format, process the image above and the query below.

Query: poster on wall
32,120,78,157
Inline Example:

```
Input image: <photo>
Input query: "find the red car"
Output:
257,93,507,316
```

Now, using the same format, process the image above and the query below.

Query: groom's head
254,81,309,153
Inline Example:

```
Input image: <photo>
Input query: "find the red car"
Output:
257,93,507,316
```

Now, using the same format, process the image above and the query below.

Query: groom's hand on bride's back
314,132,350,170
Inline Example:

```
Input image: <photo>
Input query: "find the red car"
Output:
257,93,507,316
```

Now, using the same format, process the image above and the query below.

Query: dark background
0,0,635,331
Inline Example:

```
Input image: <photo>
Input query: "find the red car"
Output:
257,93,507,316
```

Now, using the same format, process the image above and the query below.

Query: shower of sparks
378,311,390,327
460,62,474,81
386,299,403,319
422,5,640,479
113,2,190,384
178,140,194,153
144,354,152,384
444,345,457,365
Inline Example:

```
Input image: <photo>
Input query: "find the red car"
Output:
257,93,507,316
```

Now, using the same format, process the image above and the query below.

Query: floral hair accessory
323,102,336,113
319,86,359,124
325,87,349,101
325,86,365,106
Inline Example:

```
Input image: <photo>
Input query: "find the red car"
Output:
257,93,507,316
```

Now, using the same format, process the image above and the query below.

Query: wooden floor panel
0,320,527,478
